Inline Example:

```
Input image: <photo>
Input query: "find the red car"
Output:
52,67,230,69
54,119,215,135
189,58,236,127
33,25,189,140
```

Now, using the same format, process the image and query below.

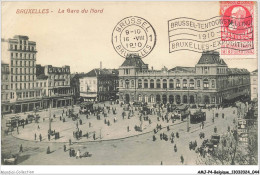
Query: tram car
190,111,206,124
79,102,94,114
174,104,189,120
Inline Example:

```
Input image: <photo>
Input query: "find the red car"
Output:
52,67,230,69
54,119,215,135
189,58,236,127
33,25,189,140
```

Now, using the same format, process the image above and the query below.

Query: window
197,80,200,87
131,80,134,87
203,79,209,88
125,79,129,89
176,79,180,88
212,97,215,103
163,79,167,89
150,79,154,88
189,79,195,88
169,79,174,89
156,79,161,88
138,94,142,102
124,69,130,74
212,80,215,88
144,79,148,88
138,79,142,88
183,79,187,88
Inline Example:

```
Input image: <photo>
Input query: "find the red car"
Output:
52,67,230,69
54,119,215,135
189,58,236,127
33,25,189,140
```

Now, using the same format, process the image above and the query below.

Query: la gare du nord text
15,8,104,14
169,17,252,30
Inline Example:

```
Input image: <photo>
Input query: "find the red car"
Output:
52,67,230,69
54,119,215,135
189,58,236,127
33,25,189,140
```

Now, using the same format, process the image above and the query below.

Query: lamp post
48,98,52,135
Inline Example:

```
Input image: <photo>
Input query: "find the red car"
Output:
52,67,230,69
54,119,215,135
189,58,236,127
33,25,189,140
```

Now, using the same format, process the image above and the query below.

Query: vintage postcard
1,1,259,174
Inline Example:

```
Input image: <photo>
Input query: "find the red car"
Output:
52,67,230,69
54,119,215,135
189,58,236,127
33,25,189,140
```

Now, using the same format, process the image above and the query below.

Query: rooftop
82,68,119,77
121,54,147,67
197,51,227,65
227,68,249,75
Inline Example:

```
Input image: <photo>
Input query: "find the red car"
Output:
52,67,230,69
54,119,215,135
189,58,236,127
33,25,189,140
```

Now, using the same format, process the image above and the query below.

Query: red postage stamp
220,1,254,56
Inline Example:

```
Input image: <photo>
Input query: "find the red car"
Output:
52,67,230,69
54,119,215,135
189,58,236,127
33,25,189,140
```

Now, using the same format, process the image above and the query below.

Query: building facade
2,35,44,113
1,35,73,113
118,52,250,105
79,68,118,102
1,62,10,113
36,65,73,108
250,69,258,101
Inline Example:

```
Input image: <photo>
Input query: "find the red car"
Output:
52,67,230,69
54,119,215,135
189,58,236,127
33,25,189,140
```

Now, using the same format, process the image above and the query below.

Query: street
1,101,238,165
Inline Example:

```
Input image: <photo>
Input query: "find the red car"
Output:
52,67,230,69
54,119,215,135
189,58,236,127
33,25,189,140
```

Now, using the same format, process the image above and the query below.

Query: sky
1,1,258,73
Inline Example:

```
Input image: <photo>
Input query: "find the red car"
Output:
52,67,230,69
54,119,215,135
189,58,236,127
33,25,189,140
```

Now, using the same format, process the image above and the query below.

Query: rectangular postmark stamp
168,1,256,58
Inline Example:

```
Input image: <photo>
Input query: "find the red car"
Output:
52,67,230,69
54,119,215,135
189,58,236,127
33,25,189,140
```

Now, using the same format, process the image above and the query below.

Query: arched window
183,79,187,89
138,94,142,102
176,95,181,104
189,79,194,89
169,95,174,104
169,79,174,89
144,95,148,103
203,79,209,89
131,80,134,87
125,79,129,89
162,95,167,104
190,95,195,104
176,79,180,89
150,79,154,88
156,94,161,102
150,95,155,103
211,80,215,88
156,79,161,88
183,95,188,103
120,80,124,87
138,79,142,88
163,79,167,89
144,79,148,88
197,80,200,87
204,95,210,104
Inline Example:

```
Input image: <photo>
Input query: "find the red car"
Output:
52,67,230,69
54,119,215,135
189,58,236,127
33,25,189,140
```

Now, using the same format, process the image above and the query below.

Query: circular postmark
112,16,156,58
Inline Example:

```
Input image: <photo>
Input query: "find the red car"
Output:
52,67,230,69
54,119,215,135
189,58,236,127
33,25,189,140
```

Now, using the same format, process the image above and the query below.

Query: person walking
39,134,42,142
64,145,66,152
48,134,50,141
34,133,37,140
180,155,184,164
76,149,80,159
47,146,50,154
19,144,23,153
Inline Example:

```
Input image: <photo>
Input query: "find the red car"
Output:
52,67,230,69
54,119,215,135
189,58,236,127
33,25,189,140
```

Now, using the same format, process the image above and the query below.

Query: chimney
100,61,102,70
151,66,153,70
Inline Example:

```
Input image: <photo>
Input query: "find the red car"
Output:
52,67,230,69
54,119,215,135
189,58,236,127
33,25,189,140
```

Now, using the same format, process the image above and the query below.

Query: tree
197,132,243,165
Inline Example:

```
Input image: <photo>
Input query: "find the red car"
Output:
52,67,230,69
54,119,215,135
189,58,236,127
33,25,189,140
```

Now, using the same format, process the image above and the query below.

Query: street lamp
48,98,52,135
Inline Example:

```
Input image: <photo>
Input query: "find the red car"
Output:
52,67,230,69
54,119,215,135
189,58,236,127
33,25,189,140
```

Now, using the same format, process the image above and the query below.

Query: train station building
118,51,251,105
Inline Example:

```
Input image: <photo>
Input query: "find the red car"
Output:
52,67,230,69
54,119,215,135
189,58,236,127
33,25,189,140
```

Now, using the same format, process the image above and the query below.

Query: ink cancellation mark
112,16,156,58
